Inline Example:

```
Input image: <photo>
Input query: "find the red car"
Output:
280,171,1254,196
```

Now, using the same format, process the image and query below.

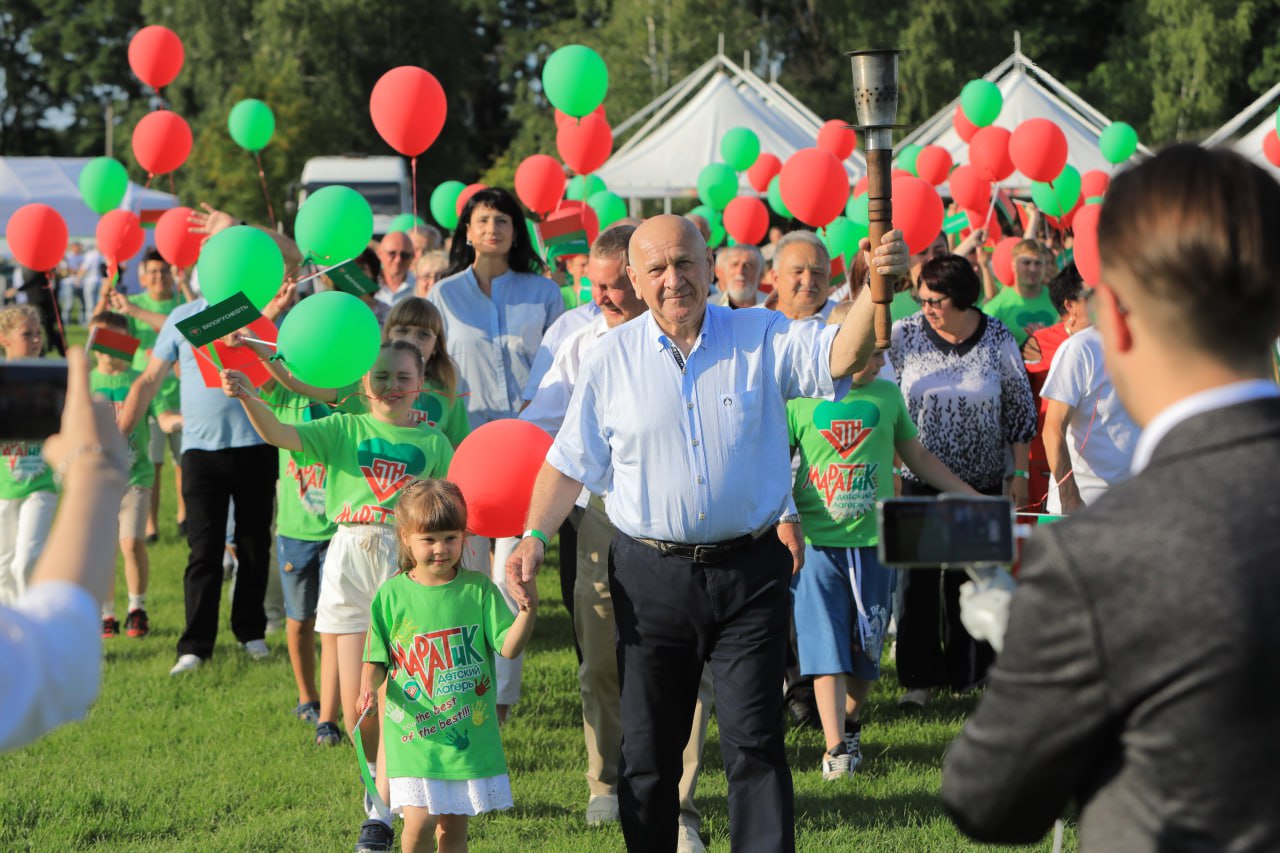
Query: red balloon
369,66,447,157
455,183,488,217
947,165,991,212
969,126,1014,182
1009,118,1069,183
155,206,203,267
852,176,869,198
723,196,770,245
1073,203,1103,287
514,155,566,215
1264,130,1280,168
965,207,1002,243
556,200,600,246
1080,169,1110,202
990,237,1020,286
891,175,945,255
915,145,953,186
954,107,978,143
556,113,613,174
1061,197,1084,229
746,153,782,193
555,105,606,130
779,148,849,227
816,119,857,160
128,26,184,89
96,211,145,272
5,204,68,272
892,168,914,179
447,419,554,538
131,110,192,176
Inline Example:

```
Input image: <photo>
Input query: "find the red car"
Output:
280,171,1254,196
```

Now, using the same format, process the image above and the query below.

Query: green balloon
388,213,427,233
227,99,275,152
1099,122,1138,164
823,216,865,260
1029,164,1082,217
430,181,465,231
897,144,922,177
587,190,627,228
196,226,284,310
542,45,609,118
720,128,760,172
78,157,129,214
295,185,374,264
566,174,607,202
278,291,382,388
697,163,738,211
767,175,791,219
961,79,1002,127
846,192,869,227
688,204,724,247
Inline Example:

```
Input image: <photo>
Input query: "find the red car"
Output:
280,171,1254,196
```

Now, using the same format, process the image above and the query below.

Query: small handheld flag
87,326,140,361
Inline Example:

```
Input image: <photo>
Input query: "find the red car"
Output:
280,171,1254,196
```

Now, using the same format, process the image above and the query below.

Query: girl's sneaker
124,609,150,638
821,743,854,781
293,701,320,724
101,617,120,638
844,720,864,773
354,819,394,852
315,721,343,746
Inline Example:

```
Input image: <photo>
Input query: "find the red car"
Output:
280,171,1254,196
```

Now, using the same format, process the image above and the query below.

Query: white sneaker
242,639,269,660
169,654,203,676
821,747,854,781
585,794,619,826
676,822,706,853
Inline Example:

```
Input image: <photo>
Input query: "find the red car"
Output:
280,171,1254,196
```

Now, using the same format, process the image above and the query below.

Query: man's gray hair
715,243,764,271
592,223,638,264
774,229,830,267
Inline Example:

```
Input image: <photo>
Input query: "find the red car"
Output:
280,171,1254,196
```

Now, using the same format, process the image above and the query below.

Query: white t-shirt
1040,326,1140,512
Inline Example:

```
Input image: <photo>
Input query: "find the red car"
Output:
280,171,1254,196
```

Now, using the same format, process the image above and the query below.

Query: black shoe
354,819,394,852
145,533,159,545
124,608,150,638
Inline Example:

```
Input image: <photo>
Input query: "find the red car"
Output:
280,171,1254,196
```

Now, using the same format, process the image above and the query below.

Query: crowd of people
2,143,1279,852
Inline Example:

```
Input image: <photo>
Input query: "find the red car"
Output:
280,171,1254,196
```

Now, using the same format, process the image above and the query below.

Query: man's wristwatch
777,514,802,525
522,528,550,547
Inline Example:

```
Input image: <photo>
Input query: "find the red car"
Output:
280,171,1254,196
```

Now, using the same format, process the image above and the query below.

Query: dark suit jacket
941,396,1280,851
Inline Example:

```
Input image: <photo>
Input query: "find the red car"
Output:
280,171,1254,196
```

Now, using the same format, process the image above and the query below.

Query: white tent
897,43,1152,191
0,156,180,238
1203,81,1280,180
597,52,865,204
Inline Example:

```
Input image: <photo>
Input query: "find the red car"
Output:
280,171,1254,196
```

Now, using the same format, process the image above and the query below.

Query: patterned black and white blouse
889,312,1037,492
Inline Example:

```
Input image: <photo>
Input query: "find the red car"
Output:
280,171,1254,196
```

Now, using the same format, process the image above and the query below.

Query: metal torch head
846,49,902,130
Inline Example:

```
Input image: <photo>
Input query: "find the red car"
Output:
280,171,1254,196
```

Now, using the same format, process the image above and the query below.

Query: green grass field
2,329,1074,851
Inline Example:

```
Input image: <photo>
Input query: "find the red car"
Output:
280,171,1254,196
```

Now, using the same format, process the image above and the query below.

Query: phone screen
877,496,1015,568
0,359,67,441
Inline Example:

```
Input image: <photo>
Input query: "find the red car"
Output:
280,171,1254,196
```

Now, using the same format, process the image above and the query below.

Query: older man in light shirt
710,245,767,309
374,231,416,307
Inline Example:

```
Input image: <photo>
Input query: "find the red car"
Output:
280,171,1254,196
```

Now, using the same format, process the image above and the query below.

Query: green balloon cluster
278,291,382,388
961,79,1002,127
767,175,791,219
295,186,374,264
896,144,923,177
79,157,129,214
1099,122,1138,164
227,99,275,152
823,216,866,260
388,213,427,233
720,128,760,172
587,190,627,228
196,226,284,310
697,163,738,211
1030,164,1082,217
430,181,466,231
567,174,607,202
542,45,609,118
846,193,869,228
688,204,725,248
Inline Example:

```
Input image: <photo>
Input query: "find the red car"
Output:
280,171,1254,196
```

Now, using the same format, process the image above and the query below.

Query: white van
297,155,411,237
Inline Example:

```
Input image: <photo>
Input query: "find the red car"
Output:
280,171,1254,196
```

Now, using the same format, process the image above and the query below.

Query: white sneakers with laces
585,794,619,826
242,639,269,660
168,654,203,676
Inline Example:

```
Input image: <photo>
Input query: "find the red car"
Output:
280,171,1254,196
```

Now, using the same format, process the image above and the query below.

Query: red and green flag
87,326,140,361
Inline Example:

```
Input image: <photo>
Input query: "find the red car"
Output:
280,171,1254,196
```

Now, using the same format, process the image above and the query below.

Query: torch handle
865,148,894,349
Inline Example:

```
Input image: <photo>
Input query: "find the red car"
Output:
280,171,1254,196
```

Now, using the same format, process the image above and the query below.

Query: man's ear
627,264,642,299
1096,283,1134,354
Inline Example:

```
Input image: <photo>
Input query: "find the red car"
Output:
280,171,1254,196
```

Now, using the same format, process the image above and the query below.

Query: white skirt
389,774,513,816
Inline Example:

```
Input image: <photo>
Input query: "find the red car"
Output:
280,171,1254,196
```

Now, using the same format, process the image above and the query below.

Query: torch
846,49,905,350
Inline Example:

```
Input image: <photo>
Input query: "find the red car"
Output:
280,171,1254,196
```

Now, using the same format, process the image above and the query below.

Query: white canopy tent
597,52,865,205
1203,81,1280,180
0,156,180,238
897,44,1152,192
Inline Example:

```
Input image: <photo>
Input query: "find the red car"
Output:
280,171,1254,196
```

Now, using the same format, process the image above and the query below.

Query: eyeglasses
914,294,949,307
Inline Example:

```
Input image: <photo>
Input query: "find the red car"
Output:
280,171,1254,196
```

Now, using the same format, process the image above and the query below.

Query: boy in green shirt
982,240,1058,347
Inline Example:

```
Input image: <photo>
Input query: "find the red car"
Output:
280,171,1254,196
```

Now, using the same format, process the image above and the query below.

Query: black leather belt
632,531,760,564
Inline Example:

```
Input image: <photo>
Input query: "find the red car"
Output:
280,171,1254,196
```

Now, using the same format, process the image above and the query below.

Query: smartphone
877,496,1015,568
0,359,67,441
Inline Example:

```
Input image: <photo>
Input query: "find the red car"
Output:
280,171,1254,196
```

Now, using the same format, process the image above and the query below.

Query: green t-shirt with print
0,441,55,500
294,412,453,526
787,378,917,548
409,378,471,449
982,285,1058,346
90,367,155,489
366,571,515,780
128,292,183,415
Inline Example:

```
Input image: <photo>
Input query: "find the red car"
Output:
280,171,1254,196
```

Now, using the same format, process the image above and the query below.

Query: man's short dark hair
919,254,981,310
1047,263,1084,316
142,248,165,265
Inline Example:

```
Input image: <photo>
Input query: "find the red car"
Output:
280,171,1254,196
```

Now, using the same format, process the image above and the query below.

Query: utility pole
105,102,114,157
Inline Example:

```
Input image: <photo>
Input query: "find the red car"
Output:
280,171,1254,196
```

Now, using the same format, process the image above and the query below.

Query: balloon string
254,152,278,230
411,157,419,229
43,272,69,355
144,173,153,190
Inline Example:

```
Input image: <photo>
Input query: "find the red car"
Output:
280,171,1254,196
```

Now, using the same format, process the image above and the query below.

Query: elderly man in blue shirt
507,214,908,852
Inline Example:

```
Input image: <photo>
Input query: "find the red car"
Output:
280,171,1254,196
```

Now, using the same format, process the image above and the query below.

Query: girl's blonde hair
395,478,468,571
383,297,459,395
0,305,44,354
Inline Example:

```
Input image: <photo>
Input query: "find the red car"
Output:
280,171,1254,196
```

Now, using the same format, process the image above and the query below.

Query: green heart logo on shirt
813,399,881,459
1015,310,1056,330
357,438,427,503
423,394,444,427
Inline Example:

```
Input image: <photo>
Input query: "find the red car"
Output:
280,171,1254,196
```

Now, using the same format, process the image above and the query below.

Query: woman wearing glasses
887,254,1036,707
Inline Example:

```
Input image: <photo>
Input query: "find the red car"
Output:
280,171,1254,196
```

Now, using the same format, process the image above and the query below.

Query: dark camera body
877,496,1015,569
0,359,67,441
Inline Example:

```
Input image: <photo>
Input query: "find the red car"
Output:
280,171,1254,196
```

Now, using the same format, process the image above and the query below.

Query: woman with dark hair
888,253,1036,706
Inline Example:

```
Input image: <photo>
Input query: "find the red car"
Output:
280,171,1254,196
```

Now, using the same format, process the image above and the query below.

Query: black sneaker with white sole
353,819,394,852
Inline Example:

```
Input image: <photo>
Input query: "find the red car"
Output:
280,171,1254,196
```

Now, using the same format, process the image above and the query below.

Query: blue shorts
277,534,329,621
791,544,895,681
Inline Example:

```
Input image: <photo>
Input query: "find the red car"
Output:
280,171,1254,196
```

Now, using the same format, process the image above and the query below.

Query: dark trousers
560,506,584,664
610,532,795,853
177,445,277,659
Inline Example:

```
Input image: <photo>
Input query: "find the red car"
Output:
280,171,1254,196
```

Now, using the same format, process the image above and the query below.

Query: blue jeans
276,534,328,621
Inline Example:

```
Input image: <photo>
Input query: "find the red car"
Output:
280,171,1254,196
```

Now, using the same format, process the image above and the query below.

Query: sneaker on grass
293,701,320,724
586,794,619,826
316,721,343,746
242,639,269,660
124,608,149,638
844,720,863,773
101,616,120,639
169,654,203,676
354,818,394,852
821,743,854,781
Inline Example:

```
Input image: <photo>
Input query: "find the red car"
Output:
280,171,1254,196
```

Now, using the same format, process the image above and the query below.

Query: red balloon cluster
948,165,991,212
555,105,606,129
953,107,978,143
155,206,203,267
455,183,488,217
370,66,448,157
969,126,1014,182
1072,203,1103,286
514,155,566,215
779,148,849,228
96,211,145,276
557,112,613,174
891,176,945,255
723,196,770,245
914,145,953,186
128,26,184,89
132,110,192,176
1080,170,1110,202
1010,118,1068,183
817,119,857,160
448,419,554,538
1264,129,1280,168
5,204,68,272
747,153,782,193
